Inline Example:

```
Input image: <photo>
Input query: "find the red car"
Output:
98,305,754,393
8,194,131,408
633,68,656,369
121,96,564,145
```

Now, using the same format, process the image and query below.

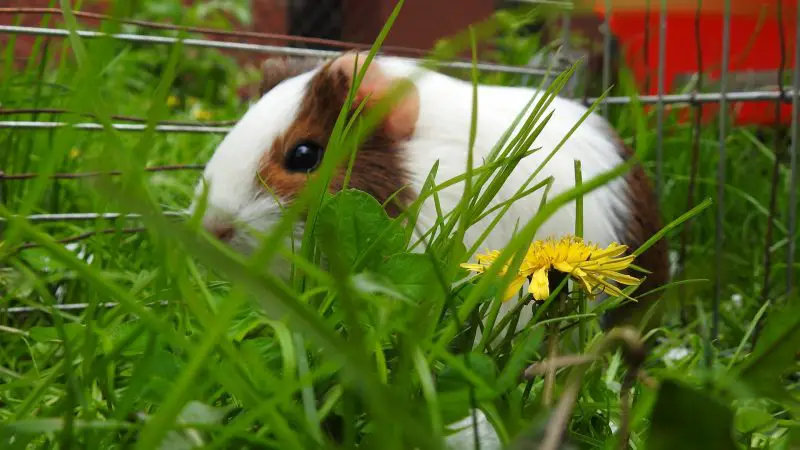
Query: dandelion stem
543,271,568,407
574,159,587,350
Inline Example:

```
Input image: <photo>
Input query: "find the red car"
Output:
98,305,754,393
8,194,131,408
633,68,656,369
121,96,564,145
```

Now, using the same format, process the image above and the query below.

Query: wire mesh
0,24,557,77
790,3,800,297
0,2,798,319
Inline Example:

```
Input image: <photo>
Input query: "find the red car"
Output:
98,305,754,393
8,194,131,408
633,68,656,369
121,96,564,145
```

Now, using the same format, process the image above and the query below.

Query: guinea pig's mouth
219,219,305,257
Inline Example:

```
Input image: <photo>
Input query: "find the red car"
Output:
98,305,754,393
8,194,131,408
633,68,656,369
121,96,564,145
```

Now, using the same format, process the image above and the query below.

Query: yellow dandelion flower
167,95,179,107
460,234,642,302
69,148,81,159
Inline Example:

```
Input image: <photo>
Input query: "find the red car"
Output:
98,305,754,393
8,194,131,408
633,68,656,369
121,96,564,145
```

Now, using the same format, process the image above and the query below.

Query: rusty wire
753,0,789,347
0,24,558,77
0,7,430,57
12,227,146,252
0,108,238,126
678,0,705,326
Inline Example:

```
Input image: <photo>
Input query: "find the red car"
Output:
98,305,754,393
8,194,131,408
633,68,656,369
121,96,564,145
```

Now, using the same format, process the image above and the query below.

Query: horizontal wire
0,121,232,133
592,89,799,105
0,89,795,134
14,226,146,252
1,300,170,315
0,25,557,77
1,164,205,180
0,108,238,126
1,212,186,222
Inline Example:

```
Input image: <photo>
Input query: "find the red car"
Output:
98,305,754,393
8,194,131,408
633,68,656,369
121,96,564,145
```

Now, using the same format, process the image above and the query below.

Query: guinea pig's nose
203,219,235,242
210,224,235,242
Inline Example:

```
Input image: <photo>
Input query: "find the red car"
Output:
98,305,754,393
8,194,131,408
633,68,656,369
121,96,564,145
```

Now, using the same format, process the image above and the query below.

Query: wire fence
0,1,798,332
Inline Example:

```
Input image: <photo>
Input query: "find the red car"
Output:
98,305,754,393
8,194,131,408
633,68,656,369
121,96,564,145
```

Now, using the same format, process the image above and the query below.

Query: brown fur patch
605,142,671,330
257,60,414,217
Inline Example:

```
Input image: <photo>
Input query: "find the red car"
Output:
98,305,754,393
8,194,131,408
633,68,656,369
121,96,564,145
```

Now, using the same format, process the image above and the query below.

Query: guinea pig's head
190,52,421,253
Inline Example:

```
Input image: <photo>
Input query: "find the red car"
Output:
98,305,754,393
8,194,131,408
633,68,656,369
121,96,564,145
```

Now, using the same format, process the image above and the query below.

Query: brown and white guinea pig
190,51,670,330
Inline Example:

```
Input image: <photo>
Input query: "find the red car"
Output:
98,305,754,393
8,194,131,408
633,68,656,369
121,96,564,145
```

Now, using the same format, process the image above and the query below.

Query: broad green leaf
436,353,499,423
438,353,498,393
645,379,737,450
374,253,438,302
735,302,800,403
315,189,405,268
734,406,775,435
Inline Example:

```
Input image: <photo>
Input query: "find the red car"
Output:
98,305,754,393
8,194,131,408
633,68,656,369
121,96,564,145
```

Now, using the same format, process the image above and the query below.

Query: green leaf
436,352,498,425
373,253,438,302
29,323,84,343
315,189,405,268
438,353,498,393
734,302,800,403
645,379,737,450
734,406,775,434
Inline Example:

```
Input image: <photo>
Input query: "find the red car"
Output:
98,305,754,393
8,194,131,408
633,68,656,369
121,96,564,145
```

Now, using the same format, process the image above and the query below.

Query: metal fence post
714,0,732,342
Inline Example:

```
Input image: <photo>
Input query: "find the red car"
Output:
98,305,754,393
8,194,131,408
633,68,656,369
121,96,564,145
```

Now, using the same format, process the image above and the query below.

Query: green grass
1,3,799,450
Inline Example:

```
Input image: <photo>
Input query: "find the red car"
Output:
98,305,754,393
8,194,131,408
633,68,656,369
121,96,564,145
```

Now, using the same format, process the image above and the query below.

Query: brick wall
342,0,495,53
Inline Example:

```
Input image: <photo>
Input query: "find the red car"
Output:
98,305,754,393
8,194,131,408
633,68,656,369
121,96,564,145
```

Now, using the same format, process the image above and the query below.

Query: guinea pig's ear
330,52,420,141
260,56,329,94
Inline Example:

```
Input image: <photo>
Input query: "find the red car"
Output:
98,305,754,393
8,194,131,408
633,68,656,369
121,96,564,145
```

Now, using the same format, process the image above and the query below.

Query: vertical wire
602,0,612,118
679,0,704,326
713,0,732,342
789,1,800,296
655,0,668,198
760,0,787,310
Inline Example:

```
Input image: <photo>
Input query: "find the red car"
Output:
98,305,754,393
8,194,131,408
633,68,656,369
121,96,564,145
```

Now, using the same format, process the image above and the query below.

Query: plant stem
543,271,568,407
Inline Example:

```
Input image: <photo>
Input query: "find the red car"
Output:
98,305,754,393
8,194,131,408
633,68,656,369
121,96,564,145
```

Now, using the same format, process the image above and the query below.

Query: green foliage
646,379,738,450
0,2,798,450
734,301,800,409
315,190,406,269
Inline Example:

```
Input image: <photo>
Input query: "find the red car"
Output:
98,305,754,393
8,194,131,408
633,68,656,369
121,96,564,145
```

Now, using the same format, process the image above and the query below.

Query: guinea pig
190,51,670,331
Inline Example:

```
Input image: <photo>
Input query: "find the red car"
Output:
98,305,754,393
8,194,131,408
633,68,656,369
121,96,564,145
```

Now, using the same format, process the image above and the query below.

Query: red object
594,0,798,126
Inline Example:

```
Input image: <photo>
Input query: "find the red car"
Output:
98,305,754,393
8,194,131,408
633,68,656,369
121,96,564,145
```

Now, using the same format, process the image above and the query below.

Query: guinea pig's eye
284,140,324,173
